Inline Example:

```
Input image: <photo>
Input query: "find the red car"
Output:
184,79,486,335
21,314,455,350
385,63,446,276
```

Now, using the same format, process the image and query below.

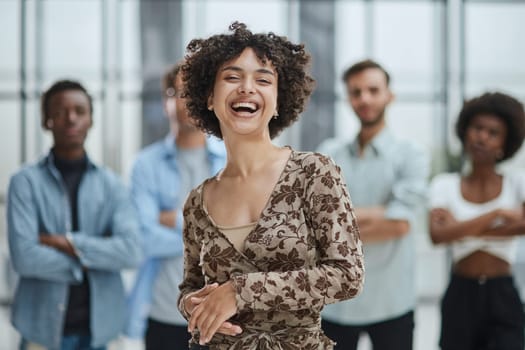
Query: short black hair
342,59,391,86
456,92,525,161
182,21,315,139
41,80,93,128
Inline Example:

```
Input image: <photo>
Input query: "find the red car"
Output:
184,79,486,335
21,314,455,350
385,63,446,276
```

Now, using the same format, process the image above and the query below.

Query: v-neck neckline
200,147,294,255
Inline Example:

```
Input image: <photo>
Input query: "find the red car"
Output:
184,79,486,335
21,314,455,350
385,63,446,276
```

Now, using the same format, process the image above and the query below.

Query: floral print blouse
178,150,364,350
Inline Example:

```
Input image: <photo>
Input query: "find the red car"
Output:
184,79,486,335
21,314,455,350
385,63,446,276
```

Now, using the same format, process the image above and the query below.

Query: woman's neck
222,137,282,178
466,162,499,182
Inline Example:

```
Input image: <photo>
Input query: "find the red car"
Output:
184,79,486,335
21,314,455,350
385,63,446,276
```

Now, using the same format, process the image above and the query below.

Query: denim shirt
124,135,226,338
7,151,142,349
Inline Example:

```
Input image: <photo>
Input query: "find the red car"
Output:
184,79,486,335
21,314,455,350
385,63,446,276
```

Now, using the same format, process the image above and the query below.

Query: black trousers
440,274,524,350
188,345,209,350
322,311,414,350
145,318,191,350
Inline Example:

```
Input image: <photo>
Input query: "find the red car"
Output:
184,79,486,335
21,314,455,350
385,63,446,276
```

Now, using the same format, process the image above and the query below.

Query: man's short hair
41,80,93,129
342,59,391,86
162,61,184,98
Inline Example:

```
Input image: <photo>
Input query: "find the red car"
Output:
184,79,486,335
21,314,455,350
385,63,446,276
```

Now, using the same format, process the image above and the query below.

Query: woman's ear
46,118,54,129
207,94,214,111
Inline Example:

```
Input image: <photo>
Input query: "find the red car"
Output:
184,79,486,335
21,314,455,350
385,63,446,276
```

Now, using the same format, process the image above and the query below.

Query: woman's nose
238,79,255,94
475,128,490,142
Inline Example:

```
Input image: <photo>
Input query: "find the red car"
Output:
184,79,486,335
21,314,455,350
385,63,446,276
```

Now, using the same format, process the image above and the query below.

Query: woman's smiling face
208,47,278,139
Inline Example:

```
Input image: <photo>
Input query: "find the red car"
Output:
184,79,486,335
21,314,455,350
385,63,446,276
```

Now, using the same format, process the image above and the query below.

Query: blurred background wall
1,0,525,349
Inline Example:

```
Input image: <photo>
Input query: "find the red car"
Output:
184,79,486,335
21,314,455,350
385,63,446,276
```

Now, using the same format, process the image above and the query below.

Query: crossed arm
39,234,76,256
130,156,184,258
429,207,525,244
8,172,141,282
356,145,429,244
355,206,409,243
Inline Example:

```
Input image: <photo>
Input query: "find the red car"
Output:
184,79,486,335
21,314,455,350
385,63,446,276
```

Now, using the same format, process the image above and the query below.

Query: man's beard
359,108,386,127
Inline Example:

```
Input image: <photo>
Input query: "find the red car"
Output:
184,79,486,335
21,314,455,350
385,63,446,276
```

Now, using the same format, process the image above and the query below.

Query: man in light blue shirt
124,62,225,350
7,80,142,350
319,60,429,350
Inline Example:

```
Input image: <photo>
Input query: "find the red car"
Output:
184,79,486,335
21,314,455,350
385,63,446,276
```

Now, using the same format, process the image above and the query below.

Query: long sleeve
385,143,429,223
232,155,364,313
177,194,206,319
68,174,142,270
7,173,83,282
131,156,183,258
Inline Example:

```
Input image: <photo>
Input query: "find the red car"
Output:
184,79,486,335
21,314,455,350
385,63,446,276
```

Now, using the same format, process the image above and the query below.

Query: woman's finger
195,283,218,297
198,312,219,345
203,313,232,344
188,302,205,332
217,323,243,336
190,296,204,305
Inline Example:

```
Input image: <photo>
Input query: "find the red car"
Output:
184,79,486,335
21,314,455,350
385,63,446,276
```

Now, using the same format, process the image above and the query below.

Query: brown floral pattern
178,150,364,349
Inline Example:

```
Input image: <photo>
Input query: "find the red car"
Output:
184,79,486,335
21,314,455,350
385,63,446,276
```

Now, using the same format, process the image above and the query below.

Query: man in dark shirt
8,80,142,350
53,154,90,336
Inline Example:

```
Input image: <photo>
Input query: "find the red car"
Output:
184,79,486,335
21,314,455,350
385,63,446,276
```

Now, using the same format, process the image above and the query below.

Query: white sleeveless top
429,172,525,264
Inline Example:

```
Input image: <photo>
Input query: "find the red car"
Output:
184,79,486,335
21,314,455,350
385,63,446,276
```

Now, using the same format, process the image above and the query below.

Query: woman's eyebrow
221,66,275,75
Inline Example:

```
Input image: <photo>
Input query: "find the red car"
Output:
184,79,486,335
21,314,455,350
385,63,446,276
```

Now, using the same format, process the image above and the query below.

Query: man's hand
188,281,240,345
39,234,76,257
159,209,177,228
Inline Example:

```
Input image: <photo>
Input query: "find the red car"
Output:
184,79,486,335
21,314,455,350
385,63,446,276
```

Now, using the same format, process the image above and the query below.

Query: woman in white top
429,92,525,350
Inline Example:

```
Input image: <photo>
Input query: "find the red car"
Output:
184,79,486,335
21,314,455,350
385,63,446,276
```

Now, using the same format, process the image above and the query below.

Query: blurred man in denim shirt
7,80,142,350
124,62,225,350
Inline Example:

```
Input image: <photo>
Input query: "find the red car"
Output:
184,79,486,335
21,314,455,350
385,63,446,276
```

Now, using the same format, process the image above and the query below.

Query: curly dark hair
182,21,315,139
41,80,93,129
456,92,525,162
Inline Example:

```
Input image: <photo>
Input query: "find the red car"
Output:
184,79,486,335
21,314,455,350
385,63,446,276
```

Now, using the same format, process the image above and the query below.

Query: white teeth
232,102,257,111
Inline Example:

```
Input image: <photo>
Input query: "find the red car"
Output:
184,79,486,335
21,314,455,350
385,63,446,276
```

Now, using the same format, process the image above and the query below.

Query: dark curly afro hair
456,92,525,162
181,21,315,139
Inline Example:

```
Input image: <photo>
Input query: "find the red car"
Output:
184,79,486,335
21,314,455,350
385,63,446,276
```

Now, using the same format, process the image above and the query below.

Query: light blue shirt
319,128,429,324
125,135,226,337
7,151,142,349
